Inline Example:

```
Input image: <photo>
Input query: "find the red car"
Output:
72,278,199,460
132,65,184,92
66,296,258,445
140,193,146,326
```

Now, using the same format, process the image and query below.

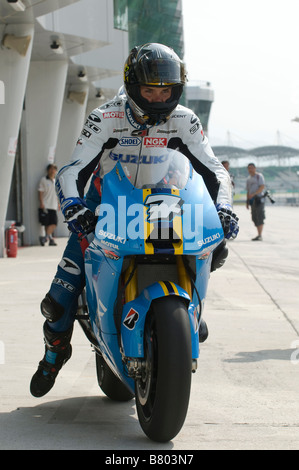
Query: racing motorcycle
76,149,225,442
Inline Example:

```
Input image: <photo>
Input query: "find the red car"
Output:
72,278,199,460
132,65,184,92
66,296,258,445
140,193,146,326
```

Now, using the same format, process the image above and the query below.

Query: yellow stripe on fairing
159,281,169,295
143,188,154,254
169,281,179,294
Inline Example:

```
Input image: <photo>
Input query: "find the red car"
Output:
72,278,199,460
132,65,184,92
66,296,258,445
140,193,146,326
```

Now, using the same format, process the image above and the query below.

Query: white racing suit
47,95,232,332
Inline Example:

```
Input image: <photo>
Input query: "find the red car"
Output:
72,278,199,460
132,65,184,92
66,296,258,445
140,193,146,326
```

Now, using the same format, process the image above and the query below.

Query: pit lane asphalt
0,204,298,450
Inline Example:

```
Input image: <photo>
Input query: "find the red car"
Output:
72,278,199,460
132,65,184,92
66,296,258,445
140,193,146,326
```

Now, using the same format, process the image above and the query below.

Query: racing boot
30,322,73,397
198,318,209,343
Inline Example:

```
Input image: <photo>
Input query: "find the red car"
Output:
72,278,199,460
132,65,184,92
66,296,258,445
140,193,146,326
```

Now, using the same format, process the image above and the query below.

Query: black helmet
124,43,186,125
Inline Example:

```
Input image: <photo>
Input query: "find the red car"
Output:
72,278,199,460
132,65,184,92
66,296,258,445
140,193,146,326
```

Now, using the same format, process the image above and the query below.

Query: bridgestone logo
143,137,167,147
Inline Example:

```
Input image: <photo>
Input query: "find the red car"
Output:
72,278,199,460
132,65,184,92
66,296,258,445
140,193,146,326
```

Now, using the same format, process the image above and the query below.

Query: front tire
96,353,134,402
135,296,192,442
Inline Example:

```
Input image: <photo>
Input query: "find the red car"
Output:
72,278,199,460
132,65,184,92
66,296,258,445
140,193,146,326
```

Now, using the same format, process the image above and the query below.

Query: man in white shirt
38,164,58,246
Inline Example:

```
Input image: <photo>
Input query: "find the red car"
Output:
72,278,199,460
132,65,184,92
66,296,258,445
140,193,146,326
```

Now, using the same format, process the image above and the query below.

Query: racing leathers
46,95,232,334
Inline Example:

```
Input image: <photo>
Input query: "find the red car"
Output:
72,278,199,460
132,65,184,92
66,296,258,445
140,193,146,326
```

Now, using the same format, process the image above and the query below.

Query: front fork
123,357,198,381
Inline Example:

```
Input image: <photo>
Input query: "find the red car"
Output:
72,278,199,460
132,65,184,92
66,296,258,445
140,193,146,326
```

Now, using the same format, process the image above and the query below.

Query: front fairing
84,149,222,369
91,149,224,256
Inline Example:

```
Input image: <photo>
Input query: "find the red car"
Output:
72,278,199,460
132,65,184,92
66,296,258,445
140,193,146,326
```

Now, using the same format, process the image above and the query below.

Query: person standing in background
38,164,59,246
221,160,235,205
246,163,265,241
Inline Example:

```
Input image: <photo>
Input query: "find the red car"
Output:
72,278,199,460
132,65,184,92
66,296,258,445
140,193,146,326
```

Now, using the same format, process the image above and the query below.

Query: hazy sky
182,0,299,148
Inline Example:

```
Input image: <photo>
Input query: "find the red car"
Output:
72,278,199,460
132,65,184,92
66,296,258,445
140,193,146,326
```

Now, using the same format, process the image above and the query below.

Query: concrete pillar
21,60,68,246
0,23,34,257
55,84,89,236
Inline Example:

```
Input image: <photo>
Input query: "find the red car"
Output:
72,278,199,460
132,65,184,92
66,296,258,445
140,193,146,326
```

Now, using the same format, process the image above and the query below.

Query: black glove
216,203,239,239
64,204,97,235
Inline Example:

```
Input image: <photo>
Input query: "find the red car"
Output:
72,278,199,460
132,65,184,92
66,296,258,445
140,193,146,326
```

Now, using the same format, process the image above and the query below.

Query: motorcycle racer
30,43,239,398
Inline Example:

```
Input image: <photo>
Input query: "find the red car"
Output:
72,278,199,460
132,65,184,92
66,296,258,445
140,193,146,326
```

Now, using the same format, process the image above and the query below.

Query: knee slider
211,241,228,272
41,293,65,323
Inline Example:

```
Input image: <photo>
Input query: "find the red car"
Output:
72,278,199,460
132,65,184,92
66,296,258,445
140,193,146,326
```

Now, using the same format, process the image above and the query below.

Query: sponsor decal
156,129,177,134
100,240,119,250
123,308,139,330
145,194,183,222
82,128,92,138
119,137,141,146
131,128,148,137
100,100,123,110
103,111,124,119
197,232,221,248
98,229,126,244
190,122,200,134
143,137,167,147
88,113,101,123
113,127,129,133
125,103,142,129
58,257,81,275
108,153,168,164
103,249,120,260
97,298,107,318
53,277,75,292
85,119,101,133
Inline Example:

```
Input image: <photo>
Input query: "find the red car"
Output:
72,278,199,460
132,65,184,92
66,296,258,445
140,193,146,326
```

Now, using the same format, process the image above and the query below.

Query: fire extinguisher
6,223,18,258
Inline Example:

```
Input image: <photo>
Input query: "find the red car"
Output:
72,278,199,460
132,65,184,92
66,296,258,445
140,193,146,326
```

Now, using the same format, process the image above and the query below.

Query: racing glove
216,203,239,240
62,198,97,235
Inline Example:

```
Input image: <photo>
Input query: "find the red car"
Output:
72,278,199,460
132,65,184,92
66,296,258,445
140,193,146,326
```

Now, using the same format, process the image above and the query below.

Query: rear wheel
96,353,134,402
135,296,192,442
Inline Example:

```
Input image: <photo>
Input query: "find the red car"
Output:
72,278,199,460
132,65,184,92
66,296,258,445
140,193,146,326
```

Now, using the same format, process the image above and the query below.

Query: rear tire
96,353,134,402
135,296,192,442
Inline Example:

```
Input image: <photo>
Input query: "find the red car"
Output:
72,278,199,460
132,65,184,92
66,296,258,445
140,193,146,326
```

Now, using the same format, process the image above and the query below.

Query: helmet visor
135,58,185,86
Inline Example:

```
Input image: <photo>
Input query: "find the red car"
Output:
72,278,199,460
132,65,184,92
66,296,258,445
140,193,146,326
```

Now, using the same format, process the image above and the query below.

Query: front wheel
96,353,134,402
135,296,192,442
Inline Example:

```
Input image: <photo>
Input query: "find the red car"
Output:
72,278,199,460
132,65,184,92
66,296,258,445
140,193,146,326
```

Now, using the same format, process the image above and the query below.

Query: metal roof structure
213,145,299,167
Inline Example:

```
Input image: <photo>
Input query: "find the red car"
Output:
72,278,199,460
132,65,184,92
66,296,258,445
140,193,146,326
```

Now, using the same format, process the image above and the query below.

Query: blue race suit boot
30,322,73,397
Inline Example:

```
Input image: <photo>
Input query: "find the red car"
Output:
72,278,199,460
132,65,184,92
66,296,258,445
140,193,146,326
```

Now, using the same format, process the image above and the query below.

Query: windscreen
120,148,190,190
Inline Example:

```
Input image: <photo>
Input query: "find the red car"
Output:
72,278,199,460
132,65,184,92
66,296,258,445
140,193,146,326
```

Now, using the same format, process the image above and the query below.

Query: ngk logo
143,137,167,147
